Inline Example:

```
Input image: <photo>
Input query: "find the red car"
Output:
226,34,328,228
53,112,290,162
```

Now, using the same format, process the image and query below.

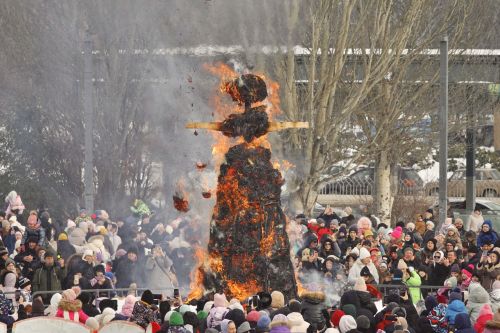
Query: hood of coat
469,282,490,303
301,291,326,304
455,313,472,330
448,300,467,312
58,299,83,312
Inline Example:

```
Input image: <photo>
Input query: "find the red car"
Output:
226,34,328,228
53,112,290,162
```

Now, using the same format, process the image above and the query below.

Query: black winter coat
300,291,326,327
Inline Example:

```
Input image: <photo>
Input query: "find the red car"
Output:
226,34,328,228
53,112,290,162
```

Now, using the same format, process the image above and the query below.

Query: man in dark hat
114,246,138,289
32,250,65,301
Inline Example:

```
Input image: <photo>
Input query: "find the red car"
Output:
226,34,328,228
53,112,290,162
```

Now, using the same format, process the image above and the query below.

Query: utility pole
465,86,476,214
438,37,449,229
83,33,94,212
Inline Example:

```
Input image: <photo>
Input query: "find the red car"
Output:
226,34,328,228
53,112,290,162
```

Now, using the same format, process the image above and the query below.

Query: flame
188,247,208,300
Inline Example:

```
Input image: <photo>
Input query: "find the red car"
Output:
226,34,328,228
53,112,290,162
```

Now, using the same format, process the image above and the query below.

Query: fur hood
270,321,291,329
486,320,500,329
301,291,326,304
58,299,83,312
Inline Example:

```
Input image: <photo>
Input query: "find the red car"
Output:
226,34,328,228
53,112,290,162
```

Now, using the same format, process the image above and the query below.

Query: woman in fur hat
55,289,89,324
477,249,500,292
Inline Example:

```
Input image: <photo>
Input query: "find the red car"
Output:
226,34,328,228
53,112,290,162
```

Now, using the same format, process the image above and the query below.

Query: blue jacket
477,220,499,247
445,300,467,326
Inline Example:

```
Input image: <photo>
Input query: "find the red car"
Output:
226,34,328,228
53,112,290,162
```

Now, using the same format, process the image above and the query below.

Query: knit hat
354,277,367,292
141,290,155,305
257,314,271,329
461,268,473,280
0,247,8,257
170,312,184,326
330,310,345,327
225,309,246,328
364,229,374,238
287,312,309,333
359,247,370,260
271,291,285,309
397,259,408,271
356,316,371,330
214,293,228,307
493,280,500,290
4,258,15,268
62,289,77,302
86,317,99,331
164,311,174,322
197,311,208,321
445,276,458,288
179,304,191,315
406,222,415,231
58,233,68,241
247,310,261,323
451,264,461,274
360,266,371,278
18,277,31,289
339,315,357,333
238,321,252,333
391,227,403,240
449,291,462,303
392,306,407,318
341,304,357,317
425,296,438,311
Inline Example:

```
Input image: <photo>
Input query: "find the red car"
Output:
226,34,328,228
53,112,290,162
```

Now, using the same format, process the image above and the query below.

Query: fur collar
58,299,83,312
301,291,326,303
486,320,500,329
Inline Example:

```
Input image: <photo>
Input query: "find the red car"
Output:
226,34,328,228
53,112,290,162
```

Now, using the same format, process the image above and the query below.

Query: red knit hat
330,310,345,327
247,310,260,323
149,322,161,333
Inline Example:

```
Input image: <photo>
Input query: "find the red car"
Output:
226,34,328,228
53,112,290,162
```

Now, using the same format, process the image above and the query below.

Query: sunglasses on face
434,256,441,259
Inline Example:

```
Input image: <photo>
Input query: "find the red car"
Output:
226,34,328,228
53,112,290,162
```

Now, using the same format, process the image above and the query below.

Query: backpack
0,292,14,315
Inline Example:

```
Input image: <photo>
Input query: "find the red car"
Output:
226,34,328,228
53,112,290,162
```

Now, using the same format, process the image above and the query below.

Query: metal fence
32,287,175,304
319,178,424,196
319,177,500,198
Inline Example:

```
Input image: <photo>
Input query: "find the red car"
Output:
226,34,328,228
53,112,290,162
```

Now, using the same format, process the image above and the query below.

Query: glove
408,266,415,273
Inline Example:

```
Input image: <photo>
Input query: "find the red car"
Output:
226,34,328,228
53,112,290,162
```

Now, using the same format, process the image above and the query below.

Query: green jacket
405,271,422,304
32,265,66,293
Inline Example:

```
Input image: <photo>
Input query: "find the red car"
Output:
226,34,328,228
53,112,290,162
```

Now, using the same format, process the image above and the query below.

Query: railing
32,287,176,304
319,178,424,196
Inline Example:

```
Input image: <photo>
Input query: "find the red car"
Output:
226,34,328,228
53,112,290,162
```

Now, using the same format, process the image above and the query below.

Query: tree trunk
374,150,393,226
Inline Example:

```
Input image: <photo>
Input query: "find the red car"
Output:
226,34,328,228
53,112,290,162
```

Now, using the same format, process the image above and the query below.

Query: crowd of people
0,189,499,333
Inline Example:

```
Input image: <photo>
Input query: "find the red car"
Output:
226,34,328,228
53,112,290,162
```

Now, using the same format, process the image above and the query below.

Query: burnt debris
223,74,268,106
220,106,270,142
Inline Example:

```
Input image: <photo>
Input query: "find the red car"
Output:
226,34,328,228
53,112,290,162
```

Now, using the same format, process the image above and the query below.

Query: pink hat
247,310,260,322
213,293,228,308
391,226,403,240
62,289,77,302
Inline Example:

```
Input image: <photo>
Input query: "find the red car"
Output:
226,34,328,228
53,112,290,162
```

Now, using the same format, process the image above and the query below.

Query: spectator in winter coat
145,245,177,294
455,313,475,333
477,221,499,248
403,267,422,304
475,304,494,333
468,208,484,233
467,282,491,323
21,213,46,248
114,247,138,289
340,278,377,316
300,291,326,328
207,293,229,329
130,290,161,328
384,293,419,328
477,248,500,291
444,292,467,326
56,233,75,261
428,251,451,287
32,250,65,300
55,289,89,324
348,248,379,284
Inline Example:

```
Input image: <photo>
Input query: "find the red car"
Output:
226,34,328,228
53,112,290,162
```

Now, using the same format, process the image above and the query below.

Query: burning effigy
186,72,308,300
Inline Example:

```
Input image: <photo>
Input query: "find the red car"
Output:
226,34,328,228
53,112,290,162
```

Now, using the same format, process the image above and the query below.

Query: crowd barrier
12,317,148,333
32,287,175,304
